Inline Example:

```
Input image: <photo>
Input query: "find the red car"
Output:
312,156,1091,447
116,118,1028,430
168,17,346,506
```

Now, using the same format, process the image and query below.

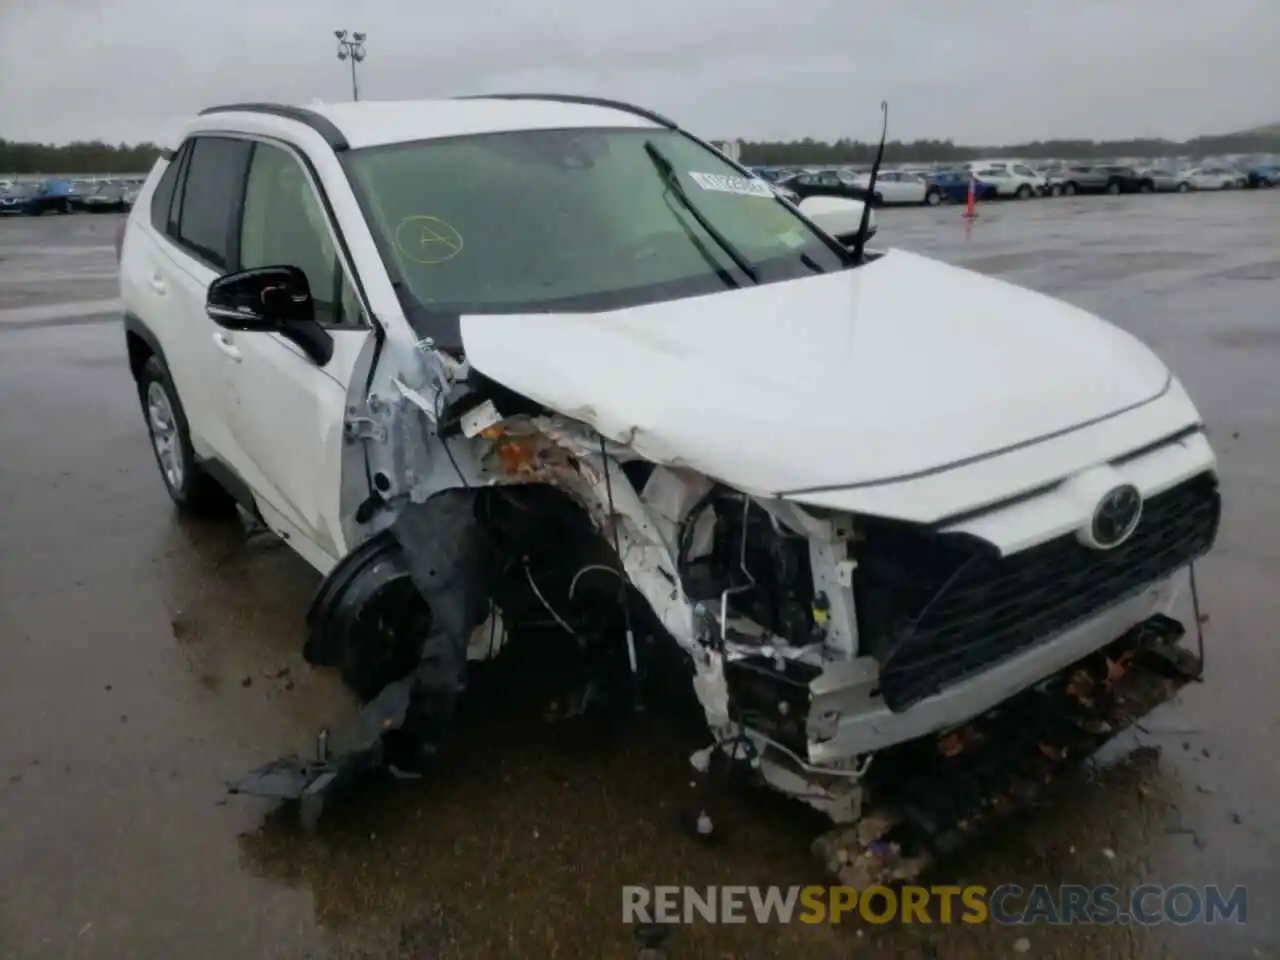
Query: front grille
860,472,1220,713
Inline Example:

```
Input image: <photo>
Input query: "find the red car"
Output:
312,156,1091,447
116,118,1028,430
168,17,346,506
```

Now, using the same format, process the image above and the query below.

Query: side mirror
205,265,333,366
206,265,313,331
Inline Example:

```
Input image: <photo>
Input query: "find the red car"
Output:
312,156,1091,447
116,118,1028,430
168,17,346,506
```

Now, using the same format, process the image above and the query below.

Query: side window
173,136,253,270
149,145,185,233
239,142,361,328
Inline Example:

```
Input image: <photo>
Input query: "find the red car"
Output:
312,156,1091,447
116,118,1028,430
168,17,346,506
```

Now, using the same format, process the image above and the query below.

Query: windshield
343,127,847,319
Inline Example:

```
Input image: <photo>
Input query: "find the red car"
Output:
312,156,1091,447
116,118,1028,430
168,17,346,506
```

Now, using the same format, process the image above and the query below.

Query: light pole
334,29,367,101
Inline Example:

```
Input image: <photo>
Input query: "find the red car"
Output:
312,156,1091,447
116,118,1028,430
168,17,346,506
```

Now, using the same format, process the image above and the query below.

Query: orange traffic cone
963,176,978,218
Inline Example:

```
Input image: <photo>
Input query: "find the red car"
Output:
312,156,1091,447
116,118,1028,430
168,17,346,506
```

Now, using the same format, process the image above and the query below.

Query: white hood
459,249,1169,496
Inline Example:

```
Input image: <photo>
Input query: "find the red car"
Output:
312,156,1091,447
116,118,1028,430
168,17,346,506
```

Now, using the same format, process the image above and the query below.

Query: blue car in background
1244,164,1279,188
0,178,74,216
926,169,1000,203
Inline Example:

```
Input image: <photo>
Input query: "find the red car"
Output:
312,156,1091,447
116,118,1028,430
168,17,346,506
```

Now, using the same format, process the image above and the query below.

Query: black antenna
851,100,888,263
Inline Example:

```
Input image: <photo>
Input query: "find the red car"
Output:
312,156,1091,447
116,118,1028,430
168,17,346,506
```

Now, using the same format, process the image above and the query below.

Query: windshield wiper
643,140,758,283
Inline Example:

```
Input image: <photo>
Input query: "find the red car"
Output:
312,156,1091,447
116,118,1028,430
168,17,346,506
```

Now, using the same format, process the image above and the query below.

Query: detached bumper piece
229,491,485,829
814,614,1199,886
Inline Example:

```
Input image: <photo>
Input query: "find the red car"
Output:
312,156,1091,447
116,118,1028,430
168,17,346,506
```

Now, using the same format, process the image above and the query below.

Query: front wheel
1139,182,1153,193
924,189,942,206
1064,182,1078,196
1177,182,1191,193
1049,184,1062,197
59,200,71,214
137,356,235,516
1016,184,1033,199
1107,181,1121,195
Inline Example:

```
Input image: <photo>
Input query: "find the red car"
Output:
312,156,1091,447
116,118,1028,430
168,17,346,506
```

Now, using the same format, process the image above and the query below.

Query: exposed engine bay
229,336,1220,873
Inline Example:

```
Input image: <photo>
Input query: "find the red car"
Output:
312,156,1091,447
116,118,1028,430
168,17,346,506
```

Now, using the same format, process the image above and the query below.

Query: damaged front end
231,328,1220,876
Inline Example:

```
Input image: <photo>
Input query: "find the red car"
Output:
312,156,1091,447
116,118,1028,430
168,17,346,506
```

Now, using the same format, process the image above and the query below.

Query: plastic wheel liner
228,489,487,826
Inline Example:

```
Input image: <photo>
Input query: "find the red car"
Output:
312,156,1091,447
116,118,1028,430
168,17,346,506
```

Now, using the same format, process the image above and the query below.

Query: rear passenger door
142,135,254,464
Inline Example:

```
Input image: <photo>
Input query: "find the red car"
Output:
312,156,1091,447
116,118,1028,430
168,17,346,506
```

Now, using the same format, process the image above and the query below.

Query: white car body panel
458,248,1170,498
220,328,368,565
796,195,876,239
791,378,1203,528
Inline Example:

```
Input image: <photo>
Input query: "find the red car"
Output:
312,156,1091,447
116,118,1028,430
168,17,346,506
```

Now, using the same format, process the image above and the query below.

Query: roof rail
455,93,677,130
197,102,349,151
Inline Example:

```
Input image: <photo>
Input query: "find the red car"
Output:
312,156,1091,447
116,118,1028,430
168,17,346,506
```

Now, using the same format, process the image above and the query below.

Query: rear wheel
1064,182,1077,196
1177,181,1191,193
1107,181,1121,195
1139,181,1153,193
137,355,235,516
1049,184,1062,197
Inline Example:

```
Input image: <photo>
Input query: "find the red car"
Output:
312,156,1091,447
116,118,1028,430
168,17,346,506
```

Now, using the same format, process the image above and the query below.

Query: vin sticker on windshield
688,172,775,198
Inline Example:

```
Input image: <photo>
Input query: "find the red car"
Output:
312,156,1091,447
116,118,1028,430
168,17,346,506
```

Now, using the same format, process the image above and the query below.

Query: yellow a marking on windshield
394,215,464,265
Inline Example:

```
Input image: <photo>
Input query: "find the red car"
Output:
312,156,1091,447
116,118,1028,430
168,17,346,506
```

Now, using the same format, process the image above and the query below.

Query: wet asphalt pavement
1,194,1278,959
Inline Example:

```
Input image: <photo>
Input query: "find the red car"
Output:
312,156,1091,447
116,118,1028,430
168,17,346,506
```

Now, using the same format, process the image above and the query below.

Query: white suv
120,96,1219,861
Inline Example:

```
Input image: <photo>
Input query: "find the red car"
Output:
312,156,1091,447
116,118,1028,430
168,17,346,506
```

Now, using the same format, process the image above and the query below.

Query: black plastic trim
455,93,677,129
123,312,169,376
198,102,350,151
199,458,261,517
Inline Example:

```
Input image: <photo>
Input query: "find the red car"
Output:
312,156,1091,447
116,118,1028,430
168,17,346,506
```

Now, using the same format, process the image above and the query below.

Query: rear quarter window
149,149,184,233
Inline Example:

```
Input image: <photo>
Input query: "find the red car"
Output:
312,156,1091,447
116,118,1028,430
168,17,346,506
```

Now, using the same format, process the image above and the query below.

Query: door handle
212,332,242,362
149,274,168,295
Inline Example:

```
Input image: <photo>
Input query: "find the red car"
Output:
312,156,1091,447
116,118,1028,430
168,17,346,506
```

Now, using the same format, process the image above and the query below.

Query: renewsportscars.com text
622,884,1247,925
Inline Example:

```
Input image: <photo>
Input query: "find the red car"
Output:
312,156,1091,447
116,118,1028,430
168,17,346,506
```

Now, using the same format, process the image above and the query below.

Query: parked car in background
65,180,98,209
971,166,1046,199
777,168,878,204
1244,163,1279,188
1137,167,1186,192
1054,164,1153,195
80,182,132,213
1185,167,1241,190
927,169,999,203
0,179,74,215
967,161,1048,196
843,170,943,205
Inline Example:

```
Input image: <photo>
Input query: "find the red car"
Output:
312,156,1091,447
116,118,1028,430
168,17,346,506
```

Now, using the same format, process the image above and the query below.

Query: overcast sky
1,0,1274,147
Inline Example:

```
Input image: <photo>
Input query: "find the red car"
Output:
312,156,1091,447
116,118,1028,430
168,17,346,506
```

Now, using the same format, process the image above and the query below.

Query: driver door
219,139,372,571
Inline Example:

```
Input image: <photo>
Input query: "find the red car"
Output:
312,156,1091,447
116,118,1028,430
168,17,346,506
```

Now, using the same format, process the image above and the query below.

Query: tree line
739,132,1280,166
1,128,1277,175
0,139,166,175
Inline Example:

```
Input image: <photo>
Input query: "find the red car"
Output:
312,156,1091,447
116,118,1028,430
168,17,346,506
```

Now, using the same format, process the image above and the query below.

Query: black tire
1064,182,1078,196
1049,184,1063,197
1177,181,1190,193
136,355,236,516
1016,184,1033,199
1107,181,1121,195
924,188,942,206
59,200,71,214
1139,181,1154,194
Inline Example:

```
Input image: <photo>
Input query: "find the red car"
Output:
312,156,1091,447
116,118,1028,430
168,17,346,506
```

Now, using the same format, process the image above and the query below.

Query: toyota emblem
1090,484,1143,549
